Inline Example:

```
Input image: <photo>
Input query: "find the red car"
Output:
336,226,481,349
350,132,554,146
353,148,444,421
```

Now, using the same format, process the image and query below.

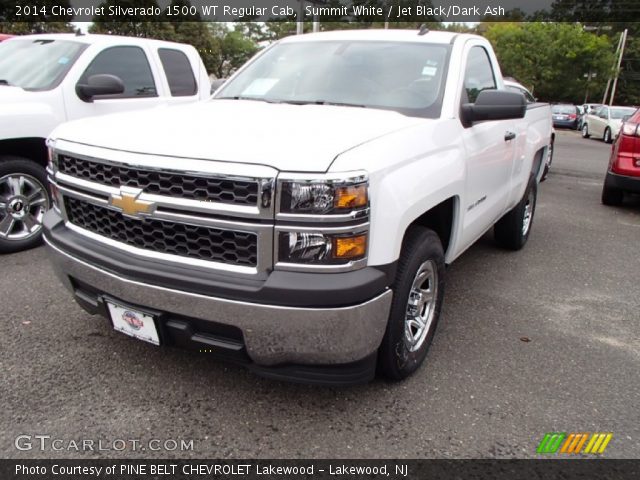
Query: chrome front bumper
45,239,393,366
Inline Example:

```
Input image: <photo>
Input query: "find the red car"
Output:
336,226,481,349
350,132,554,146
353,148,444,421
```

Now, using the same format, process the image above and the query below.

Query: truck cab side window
78,46,157,98
158,48,197,97
463,46,496,103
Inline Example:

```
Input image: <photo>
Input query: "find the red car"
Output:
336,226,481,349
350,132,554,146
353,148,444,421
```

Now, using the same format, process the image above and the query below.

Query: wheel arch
532,146,546,182
0,138,48,167
403,196,458,262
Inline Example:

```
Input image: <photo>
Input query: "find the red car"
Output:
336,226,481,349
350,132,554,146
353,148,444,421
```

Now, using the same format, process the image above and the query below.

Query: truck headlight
275,171,369,271
279,231,367,264
279,173,368,215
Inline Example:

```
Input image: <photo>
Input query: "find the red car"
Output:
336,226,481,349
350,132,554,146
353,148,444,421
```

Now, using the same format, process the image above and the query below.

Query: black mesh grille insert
64,197,257,267
58,155,259,206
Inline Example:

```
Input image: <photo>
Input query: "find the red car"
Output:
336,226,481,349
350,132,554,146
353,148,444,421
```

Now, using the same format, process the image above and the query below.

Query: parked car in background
0,33,210,253
578,103,602,131
582,105,637,143
551,104,579,129
602,107,640,205
0,34,13,42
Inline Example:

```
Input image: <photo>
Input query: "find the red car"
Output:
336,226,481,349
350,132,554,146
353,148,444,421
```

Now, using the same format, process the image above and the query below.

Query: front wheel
582,124,590,138
378,227,445,381
494,179,537,251
0,158,51,254
603,128,612,144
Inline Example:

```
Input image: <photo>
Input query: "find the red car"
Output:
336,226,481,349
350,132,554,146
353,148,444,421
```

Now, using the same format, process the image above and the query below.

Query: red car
0,34,13,42
602,107,640,205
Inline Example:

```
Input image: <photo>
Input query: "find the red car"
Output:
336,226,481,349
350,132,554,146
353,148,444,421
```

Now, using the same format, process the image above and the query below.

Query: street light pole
602,29,627,105
608,29,628,106
297,0,305,35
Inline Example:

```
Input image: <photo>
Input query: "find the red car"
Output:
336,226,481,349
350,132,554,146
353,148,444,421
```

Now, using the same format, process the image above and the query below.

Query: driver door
459,45,516,246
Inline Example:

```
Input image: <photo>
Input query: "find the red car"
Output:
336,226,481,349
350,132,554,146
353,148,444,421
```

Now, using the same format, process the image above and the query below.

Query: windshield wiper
275,99,367,108
215,96,278,103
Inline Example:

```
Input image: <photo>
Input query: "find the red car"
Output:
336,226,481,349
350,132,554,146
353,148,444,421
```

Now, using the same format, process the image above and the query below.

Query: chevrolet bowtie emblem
109,188,154,217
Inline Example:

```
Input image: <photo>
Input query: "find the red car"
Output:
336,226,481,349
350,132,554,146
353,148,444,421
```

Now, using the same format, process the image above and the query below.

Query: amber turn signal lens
334,185,367,209
333,235,367,259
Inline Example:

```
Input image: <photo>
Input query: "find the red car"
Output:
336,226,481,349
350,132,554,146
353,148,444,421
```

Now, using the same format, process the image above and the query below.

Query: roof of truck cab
5,33,192,49
279,29,475,45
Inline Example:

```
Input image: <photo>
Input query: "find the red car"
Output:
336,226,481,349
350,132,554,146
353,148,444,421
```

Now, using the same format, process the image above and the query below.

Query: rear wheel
494,178,537,251
603,128,612,144
541,138,554,182
378,227,445,381
0,158,51,254
582,124,590,138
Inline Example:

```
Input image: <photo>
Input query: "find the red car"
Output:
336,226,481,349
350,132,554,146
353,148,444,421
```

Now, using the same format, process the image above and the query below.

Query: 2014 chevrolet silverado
43,30,553,384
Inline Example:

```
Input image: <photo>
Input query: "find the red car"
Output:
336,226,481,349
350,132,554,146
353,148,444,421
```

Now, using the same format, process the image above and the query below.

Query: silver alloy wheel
0,173,50,241
582,124,588,137
604,129,611,143
404,259,438,352
522,189,534,236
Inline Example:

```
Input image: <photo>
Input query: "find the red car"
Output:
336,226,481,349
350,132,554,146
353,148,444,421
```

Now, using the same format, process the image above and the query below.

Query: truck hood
51,100,424,172
0,85,36,102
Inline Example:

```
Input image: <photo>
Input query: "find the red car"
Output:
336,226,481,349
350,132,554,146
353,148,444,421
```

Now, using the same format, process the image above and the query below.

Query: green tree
235,20,275,43
164,1,218,74
484,22,615,103
89,0,175,40
209,24,259,78
0,0,74,33
615,35,640,105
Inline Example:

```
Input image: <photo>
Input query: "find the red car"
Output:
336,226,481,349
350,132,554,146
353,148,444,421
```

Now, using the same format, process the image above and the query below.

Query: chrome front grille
64,197,258,267
57,154,259,206
49,142,277,276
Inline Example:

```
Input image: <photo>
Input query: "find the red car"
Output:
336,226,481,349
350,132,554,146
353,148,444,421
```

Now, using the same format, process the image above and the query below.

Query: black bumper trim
605,171,640,194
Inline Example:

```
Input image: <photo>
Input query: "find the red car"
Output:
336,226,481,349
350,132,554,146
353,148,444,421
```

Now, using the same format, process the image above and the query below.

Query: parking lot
1,130,638,459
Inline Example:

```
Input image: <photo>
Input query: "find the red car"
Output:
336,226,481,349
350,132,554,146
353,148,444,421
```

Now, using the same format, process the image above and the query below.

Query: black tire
603,128,612,144
541,139,554,182
0,157,51,254
582,124,590,138
601,179,624,206
378,227,445,381
494,178,537,251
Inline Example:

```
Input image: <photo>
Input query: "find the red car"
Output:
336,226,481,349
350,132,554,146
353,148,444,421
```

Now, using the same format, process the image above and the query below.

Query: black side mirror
76,74,125,102
461,90,526,128
210,78,227,95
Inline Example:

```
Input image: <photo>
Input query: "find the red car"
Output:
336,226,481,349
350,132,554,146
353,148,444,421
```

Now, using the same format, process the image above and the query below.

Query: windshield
0,39,86,90
215,40,450,118
610,107,636,120
552,105,576,114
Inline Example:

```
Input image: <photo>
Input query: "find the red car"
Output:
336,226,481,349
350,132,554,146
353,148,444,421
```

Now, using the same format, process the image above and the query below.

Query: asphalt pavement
1,130,638,459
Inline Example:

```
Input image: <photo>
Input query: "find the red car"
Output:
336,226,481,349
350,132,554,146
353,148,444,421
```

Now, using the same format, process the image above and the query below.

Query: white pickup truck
0,33,210,252
44,29,553,385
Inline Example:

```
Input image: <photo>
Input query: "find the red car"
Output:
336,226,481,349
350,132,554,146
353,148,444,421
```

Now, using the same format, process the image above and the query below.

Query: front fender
0,90,65,141
330,119,466,266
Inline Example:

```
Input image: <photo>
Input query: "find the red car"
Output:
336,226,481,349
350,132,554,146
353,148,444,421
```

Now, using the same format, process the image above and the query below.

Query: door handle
504,131,516,141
